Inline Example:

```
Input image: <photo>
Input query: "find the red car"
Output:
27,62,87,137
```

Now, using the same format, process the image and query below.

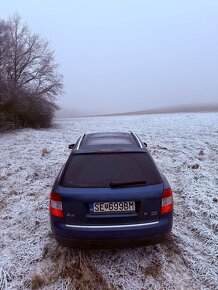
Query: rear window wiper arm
110,180,147,188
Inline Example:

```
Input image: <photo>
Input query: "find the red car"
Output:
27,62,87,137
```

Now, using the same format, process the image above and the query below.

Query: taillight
50,192,64,218
161,188,173,214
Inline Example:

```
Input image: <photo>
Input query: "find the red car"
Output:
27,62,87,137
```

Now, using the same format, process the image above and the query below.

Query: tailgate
59,183,164,226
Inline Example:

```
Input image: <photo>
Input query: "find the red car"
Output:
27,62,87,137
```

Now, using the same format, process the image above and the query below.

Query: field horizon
56,103,218,118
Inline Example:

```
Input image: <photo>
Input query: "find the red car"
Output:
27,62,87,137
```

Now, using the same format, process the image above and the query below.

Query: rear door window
61,153,162,188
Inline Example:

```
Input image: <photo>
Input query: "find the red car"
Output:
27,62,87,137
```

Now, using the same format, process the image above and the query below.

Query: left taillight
50,192,64,218
161,188,173,214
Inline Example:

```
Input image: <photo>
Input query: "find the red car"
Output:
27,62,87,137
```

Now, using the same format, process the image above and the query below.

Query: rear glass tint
61,153,162,188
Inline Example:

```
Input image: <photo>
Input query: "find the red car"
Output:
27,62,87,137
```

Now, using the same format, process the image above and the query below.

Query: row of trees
0,14,63,129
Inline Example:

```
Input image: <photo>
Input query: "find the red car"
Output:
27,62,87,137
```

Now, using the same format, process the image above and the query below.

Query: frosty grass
0,112,218,290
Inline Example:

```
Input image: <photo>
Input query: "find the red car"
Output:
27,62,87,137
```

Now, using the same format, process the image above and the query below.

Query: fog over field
1,1,218,116
56,103,218,118
0,112,217,290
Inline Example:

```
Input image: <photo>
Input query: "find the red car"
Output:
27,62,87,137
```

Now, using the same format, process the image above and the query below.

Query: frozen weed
0,199,7,209
41,148,50,157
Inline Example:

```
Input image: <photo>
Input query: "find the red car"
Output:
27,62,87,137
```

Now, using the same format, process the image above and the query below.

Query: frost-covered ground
0,112,218,290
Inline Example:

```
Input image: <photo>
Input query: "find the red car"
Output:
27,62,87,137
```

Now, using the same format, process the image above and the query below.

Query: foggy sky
1,1,218,115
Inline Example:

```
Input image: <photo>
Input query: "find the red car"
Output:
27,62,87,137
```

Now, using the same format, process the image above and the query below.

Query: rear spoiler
69,141,147,149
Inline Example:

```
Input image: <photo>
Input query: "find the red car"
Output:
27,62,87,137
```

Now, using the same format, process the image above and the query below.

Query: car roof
72,132,147,154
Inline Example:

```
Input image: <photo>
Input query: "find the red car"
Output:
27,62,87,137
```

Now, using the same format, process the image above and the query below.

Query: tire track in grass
88,233,195,289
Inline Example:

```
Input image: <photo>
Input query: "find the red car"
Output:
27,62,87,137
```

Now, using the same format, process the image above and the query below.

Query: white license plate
90,201,135,213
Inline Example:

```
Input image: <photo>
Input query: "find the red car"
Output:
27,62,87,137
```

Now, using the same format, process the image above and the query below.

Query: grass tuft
30,246,112,290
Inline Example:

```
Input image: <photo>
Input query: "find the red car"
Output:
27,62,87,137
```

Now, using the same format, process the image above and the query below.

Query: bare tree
0,20,9,75
2,14,63,98
0,14,63,129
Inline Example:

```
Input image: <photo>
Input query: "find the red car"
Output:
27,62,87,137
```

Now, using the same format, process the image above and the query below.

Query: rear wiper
110,180,147,188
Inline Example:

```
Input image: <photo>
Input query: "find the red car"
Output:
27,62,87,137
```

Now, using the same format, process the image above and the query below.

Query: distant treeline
0,14,62,130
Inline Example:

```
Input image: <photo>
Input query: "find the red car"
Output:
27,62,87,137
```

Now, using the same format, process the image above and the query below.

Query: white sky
1,0,218,115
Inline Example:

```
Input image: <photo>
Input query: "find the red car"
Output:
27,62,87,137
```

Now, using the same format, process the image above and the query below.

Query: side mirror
143,142,147,147
68,144,75,149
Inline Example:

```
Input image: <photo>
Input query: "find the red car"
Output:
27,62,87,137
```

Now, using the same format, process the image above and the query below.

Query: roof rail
76,134,85,150
131,132,143,148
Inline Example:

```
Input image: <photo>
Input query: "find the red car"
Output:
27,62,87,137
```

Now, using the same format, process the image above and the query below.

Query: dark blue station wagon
50,132,173,248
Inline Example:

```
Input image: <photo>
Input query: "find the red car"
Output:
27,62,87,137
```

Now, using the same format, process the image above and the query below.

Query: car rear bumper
50,212,173,247
54,234,168,248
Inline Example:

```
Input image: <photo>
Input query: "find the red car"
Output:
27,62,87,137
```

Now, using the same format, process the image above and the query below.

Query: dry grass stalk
31,248,112,290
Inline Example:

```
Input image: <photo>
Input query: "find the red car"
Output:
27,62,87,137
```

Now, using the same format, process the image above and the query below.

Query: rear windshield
61,153,162,188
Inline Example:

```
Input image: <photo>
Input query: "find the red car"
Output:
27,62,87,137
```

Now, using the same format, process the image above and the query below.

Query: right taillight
50,192,64,218
161,188,173,214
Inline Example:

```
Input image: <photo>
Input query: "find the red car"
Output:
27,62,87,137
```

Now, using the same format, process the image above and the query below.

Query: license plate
89,201,135,214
